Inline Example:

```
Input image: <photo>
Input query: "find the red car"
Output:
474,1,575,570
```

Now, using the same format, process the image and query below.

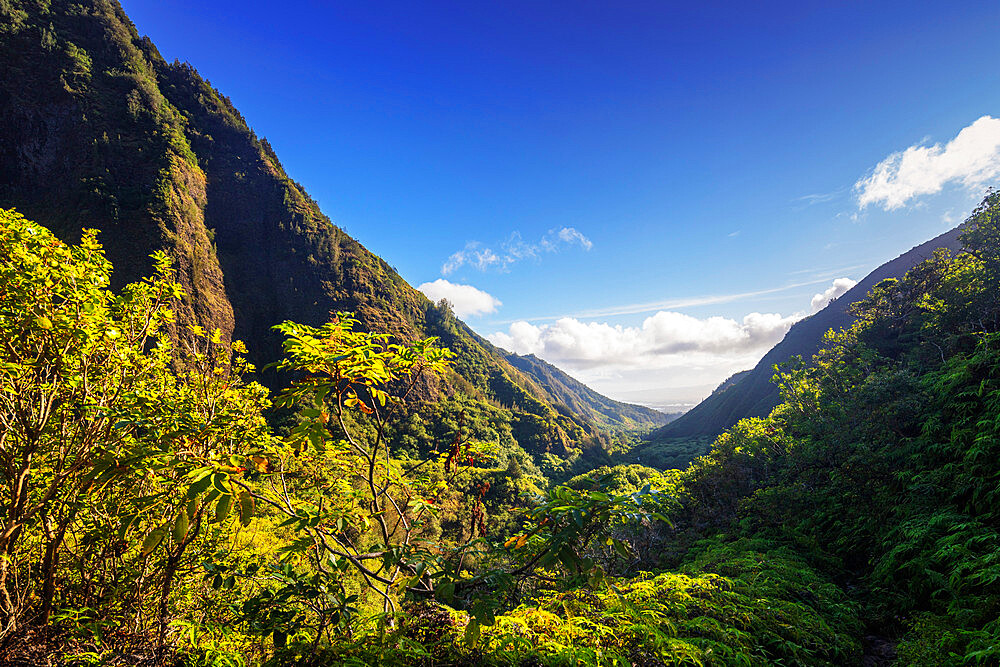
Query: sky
122,0,1000,411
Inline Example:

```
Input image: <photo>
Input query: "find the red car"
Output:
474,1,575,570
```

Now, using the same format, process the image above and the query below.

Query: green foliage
4,29,1000,659
663,193,1000,665
0,209,272,650
321,562,859,666
626,436,715,470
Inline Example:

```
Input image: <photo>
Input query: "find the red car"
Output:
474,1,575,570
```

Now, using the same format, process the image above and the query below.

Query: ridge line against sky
118,0,1000,407
465,114,999,409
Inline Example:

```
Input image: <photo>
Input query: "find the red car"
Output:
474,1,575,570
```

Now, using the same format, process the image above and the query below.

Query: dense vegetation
5,3,1000,666
0,0,652,510
7,185,1000,665
0,208,669,663
652,224,965,442
504,352,675,432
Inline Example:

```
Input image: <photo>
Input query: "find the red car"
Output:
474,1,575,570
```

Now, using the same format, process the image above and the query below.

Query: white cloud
556,227,593,250
442,243,501,275
442,227,592,275
856,115,1000,210
418,279,502,318
489,310,802,371
487,278,856,407
810,277,857,312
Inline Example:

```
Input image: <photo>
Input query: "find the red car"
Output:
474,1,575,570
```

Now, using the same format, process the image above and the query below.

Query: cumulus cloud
489,310,803,371
810,277,857,312
418,279,502,318
856,115,1000,210
486,277,858,407
443,227,592,275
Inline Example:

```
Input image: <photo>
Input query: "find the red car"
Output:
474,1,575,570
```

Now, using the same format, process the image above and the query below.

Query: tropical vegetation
4,190,1000,665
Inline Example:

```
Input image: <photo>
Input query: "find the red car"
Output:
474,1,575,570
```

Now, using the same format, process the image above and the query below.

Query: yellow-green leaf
238,490,255,527
141,529,165,557
172,511,189,543
211,473,230,495
215,495,232,523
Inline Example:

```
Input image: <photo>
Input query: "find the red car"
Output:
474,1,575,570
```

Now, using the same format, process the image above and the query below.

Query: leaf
172,511,189,543
238,490,255,527
141,529,165,557
211,473,230,495
187,472,213,499
215,495,232,523
118,513,138,540
464,619,481,646
35,316,52,330
250,455,270,473
436,582,455,604
611,538,631,559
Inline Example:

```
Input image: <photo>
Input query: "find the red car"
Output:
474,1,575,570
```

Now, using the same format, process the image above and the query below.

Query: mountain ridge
651,224,968,440
503,351,676,431
0,0,642,466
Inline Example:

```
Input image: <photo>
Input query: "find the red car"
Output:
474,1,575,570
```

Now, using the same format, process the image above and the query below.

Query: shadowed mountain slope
503,352,675,431
0,0,630,459
651,225,967,440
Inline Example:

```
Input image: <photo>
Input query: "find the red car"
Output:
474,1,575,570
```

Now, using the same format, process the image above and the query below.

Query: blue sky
122,0,1000,409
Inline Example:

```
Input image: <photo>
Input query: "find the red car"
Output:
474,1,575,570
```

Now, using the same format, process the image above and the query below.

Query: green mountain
503,352,676,431
0,0,633,469
650,224,966,442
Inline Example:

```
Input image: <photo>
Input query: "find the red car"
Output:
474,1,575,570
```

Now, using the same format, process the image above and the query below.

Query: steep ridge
652,225,967,440
504,352,675,431
0,0,234,342
0,0,619,460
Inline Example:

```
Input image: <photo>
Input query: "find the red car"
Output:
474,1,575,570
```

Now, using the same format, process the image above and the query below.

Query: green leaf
435,581,455,604
118,513,138,540
141,529,165,557
211,473,230,495
215,495,232,523
187,472,213,499
464,619,481,646
238,490,255,527
172,511,189,543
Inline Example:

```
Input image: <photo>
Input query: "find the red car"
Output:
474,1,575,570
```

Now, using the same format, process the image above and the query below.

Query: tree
0,209,177,632
0,209,272,643
228,315,463,643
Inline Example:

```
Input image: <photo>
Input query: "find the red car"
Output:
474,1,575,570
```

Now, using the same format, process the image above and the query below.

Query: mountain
503,352,676,431
709,370,750,398
0,0,631,464
651,225,967,440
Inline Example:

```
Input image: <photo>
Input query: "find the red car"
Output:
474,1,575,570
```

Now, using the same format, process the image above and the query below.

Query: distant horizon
121,0,1000,407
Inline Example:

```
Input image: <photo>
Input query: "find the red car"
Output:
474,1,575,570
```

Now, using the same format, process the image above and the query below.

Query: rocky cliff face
0,0,234,342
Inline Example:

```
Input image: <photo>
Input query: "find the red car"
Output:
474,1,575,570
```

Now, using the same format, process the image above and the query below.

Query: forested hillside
4,184,1000,664
0,0,636,479
504,352,675,431
652,224,966,441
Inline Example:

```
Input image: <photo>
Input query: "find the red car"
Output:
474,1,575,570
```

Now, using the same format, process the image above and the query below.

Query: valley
2,1,999,665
